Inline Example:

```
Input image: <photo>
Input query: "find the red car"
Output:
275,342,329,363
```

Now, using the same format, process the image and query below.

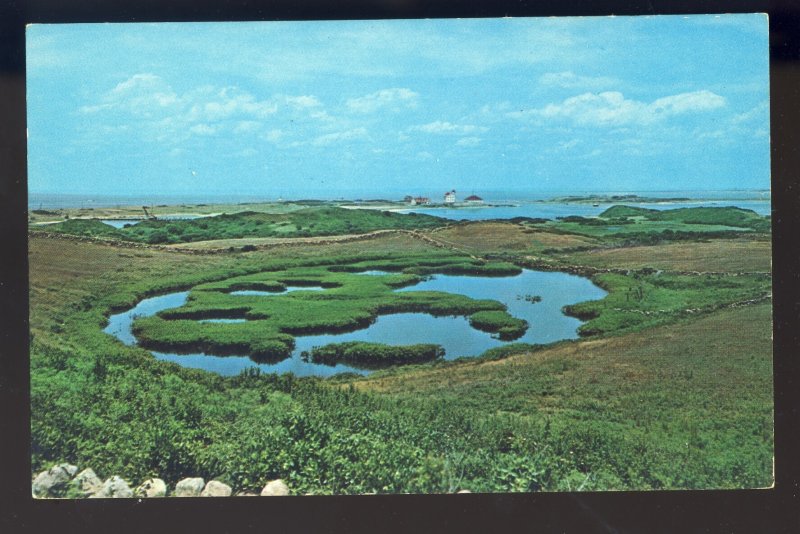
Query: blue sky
26,16,770,199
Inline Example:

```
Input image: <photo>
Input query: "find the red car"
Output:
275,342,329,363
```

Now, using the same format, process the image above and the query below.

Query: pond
104,269,606,377
100,219,143,228
100,214,209,228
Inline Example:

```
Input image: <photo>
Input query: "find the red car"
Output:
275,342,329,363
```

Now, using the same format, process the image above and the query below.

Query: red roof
465,195,483,201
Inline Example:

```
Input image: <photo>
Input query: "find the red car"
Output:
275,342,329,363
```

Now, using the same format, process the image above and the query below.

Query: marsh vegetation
29,204,773,493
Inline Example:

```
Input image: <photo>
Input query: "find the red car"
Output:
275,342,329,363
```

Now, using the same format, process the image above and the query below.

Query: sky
26,16,770,199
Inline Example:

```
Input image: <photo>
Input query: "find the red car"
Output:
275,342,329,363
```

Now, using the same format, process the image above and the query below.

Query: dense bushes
303,342,445,368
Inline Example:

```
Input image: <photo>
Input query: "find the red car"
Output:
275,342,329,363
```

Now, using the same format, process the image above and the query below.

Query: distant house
403,195,414,204
444,190,456,204
413,197,430,205
464,195,483,204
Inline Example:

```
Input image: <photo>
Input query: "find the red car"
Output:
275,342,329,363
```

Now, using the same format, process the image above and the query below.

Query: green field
28,204,773,494
36,206,447,244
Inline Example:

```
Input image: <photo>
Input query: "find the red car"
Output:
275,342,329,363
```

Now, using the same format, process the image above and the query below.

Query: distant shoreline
28,191,771,211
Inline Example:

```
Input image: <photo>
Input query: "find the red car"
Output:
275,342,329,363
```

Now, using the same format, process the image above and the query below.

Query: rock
174,477,205,497
201,480,232,497
457,489,472,493
135,478,167,498
260,479,289,496
89,476,134,498
32,463,79,498
70,468,103,497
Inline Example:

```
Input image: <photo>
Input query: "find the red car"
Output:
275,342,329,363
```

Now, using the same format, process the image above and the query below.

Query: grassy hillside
599,205,770,231
29,227,773,493
40,206,448,244
534,205,771,242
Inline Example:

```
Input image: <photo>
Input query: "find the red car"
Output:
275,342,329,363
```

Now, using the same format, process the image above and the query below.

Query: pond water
104,269,606,378
101,219,143,228
399,199,772,220
100,214,207,228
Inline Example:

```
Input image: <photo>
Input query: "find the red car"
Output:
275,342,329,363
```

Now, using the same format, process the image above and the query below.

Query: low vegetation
28,202,773,493
303,342,445,369
39,207,447,244
468,311,528,340
539,205,770,243
564,271,771,337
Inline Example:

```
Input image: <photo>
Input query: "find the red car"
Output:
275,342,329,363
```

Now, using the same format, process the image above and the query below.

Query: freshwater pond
100,214,208,228
100,219,143,228
104,269,606,377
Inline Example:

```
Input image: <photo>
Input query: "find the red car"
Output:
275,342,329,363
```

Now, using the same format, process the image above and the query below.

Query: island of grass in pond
303,342,445,368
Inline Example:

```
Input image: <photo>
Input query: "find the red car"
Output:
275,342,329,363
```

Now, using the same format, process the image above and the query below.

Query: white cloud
233,120,262,134
263,129,284,143
311,127,368,146
412,121,488,135
189,124,216,135
509,90,726,127
731,101,768,125
456,136,481,147
186,87,278,122
283,95,322,109
346,88,419,113
76,73,335,146
539,71,618,90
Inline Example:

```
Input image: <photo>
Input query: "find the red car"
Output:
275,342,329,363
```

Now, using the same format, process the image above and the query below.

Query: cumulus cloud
346,88,419,113
283,95,322,109
456,136,481,147
312,127,368,146
538,71,617,90
233,120,262,134
412,121,488,135
509,90,726,127
76,73,331,143
189,123,216,135
79,73,179,117
186,87,278,122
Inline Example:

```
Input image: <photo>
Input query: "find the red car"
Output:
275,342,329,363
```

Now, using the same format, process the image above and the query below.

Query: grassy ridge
540,205,771,241
564,272,771,337
599,205,768,230
41,206,447,244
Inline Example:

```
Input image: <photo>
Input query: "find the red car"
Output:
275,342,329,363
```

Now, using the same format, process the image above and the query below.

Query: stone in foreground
201,480,233,497
174,477,205,497
260,479,289,496
32,463,79,498
135,478,167,498
70,468,103,497
89,476,134,498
